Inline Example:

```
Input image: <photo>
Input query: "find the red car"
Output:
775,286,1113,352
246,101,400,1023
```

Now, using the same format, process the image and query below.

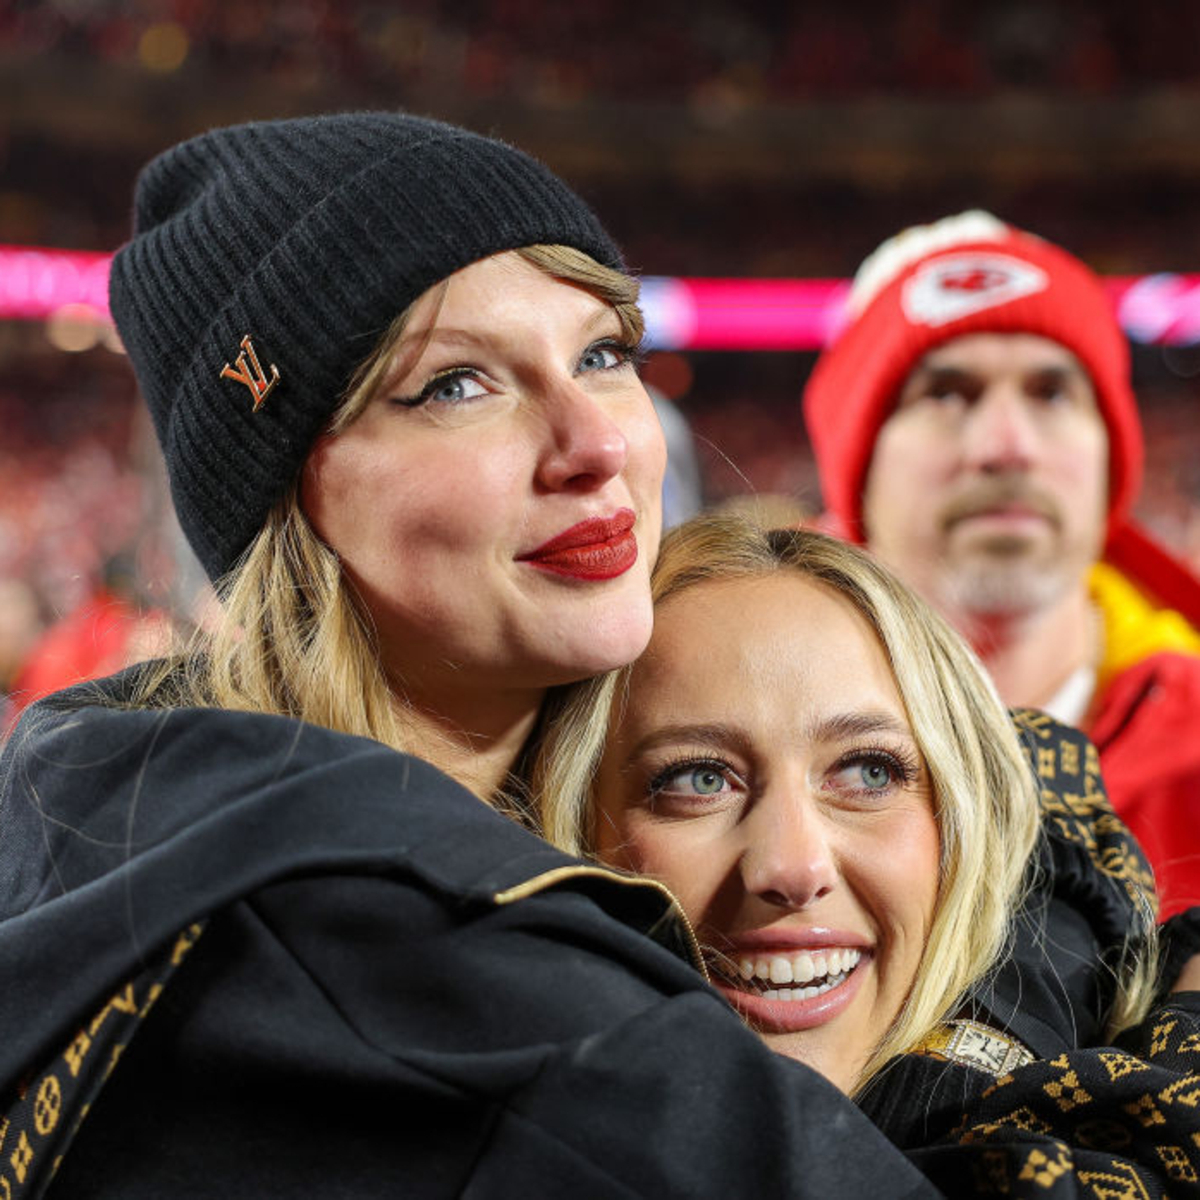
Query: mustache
939,478,1061,532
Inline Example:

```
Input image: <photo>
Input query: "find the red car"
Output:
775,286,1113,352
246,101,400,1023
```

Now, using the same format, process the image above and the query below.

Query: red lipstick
517,508,638,580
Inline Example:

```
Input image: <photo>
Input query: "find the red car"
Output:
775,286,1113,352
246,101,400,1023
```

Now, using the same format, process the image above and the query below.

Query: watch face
951,1024,1011,1074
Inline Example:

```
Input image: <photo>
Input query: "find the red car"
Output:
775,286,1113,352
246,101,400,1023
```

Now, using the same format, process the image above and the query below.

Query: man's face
861,333,1109,623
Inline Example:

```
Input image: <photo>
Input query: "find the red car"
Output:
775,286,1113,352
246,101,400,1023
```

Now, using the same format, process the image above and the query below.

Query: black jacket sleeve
47,871,937,1198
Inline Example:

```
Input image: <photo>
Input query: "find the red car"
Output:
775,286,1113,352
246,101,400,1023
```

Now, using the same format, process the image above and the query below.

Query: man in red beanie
804,210,1200,917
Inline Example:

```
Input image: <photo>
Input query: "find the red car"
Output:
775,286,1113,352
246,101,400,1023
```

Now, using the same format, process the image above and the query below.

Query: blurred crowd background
5,0,1200,707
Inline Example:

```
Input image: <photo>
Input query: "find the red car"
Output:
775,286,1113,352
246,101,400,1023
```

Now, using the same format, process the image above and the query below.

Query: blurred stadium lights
7,244,1200,351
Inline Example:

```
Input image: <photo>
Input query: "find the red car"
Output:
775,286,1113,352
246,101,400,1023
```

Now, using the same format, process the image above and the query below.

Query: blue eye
688,766,726,795
577,339,639,375
828,747,919,800
425,372,488,405
433,376,478,403
395,370,488,408
579,346,620,372
859,761,894,790
648,758,737,803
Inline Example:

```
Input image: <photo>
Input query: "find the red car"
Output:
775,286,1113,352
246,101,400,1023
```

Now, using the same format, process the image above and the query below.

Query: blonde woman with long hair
535,512,1200,1193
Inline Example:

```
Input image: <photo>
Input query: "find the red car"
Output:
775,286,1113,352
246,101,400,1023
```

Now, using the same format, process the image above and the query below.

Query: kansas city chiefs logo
902,253,1048,327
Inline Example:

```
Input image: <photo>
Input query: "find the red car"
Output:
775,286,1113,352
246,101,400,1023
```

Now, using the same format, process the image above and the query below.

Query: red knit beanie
802,212,1143,551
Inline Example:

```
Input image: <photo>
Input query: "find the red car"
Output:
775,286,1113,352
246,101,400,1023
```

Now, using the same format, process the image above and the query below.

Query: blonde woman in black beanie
0,114,941,1198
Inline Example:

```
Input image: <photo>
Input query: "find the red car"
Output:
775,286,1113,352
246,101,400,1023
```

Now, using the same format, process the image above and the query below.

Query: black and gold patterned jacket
860,712,1200,1198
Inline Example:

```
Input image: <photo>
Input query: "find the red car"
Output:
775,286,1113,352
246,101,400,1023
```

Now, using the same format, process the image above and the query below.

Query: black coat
0,676,936,1198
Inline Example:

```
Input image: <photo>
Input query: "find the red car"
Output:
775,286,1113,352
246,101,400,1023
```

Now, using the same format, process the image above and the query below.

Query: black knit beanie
109,111,623,582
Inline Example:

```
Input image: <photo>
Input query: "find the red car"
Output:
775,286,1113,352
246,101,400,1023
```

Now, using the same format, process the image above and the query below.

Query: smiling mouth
712,948,864,1002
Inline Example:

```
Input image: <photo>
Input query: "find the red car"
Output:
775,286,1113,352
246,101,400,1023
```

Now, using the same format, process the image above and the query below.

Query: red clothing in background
1089,651,1200,919
7,590,170,721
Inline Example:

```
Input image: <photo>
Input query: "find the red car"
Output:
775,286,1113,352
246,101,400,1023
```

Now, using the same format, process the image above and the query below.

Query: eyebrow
623,723,753,763
394,303,620,357
391,327,491,357
811,711,915,743
622,711,915,761
913,359,1086,382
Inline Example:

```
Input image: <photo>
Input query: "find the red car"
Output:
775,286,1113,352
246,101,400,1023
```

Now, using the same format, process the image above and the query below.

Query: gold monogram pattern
1151,1020,1177,1058
933,1004,1200,1196
1043,1057,1095,1112
1124,1094,1166,1128
1159,1075,1200,1108
1018,1143,1072,1186
1010,708,1157,917
1156,1143,1197,1183
1101,1053,1153,1084
0,924,202,1198
905,716,1200,1195
1076,1160,1153,1199
1178,1032,1200,1055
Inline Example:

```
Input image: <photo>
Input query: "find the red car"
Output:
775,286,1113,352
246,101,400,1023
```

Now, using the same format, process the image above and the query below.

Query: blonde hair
534,511,1043,1091
132,245,642,792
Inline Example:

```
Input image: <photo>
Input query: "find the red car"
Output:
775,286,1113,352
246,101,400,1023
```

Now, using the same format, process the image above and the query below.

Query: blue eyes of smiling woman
395,337,641,408
683,765,729,796
648,750,916,806
646,761,734,802
827,751,919,794
857,760,894,790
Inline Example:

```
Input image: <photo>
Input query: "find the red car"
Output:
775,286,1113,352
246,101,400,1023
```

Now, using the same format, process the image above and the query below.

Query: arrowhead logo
220,334,280,411
902,253,1049,327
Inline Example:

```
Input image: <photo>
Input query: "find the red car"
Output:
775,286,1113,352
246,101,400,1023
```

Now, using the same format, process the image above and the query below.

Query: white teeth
732,948,863,991
756,971,852,1001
